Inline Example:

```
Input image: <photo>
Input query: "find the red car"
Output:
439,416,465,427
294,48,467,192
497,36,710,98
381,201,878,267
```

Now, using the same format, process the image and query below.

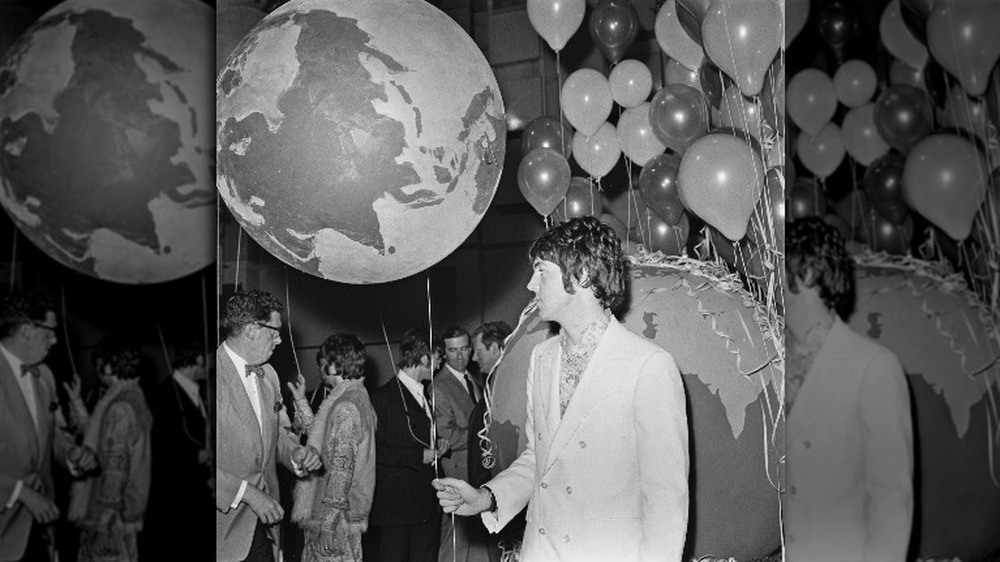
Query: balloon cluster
787,0,999,257
517,0,784,286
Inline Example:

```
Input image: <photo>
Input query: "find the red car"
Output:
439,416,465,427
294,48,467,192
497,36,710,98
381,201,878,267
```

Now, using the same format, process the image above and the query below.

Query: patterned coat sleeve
318,401,361,529
94,401,150,525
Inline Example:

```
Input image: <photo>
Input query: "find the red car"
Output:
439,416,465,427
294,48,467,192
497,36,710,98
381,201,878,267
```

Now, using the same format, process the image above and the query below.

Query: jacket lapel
259,368,276,462
787,318,849,445
543,319,624,475
0,356,40,461
33,371,53,457
218,345,264,456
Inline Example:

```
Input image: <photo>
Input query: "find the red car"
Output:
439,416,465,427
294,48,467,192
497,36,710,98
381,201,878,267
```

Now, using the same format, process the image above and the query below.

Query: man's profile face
21,310,58,365
249,310,282,365
444,334,471,372
472,334,500,374
527,259,573,322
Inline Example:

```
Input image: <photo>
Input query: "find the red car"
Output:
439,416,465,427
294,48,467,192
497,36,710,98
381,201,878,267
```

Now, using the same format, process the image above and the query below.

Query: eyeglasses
32,322,58,335
255,323,281,338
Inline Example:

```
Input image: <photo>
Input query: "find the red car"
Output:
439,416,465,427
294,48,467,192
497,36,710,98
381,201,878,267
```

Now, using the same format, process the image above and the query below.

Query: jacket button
578,440,586,448
540,482,548,489
539,528,546,536
565,486,572,495
804,440,811,449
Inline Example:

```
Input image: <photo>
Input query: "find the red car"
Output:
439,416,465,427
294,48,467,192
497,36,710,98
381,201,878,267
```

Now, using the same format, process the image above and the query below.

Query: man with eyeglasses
432,325,489,562
216,290,323,562
1,291,97,562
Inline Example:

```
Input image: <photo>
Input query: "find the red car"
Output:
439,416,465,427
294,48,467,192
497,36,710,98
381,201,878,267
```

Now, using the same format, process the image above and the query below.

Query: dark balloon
873,84,933,153
676,0,710,45
521,116,573,158
789,178,827,219
817,0,858,50
899,0,932,43
589,0,639,65
518,147,572,216
868,208,914,255
699,62,727,109
649,84,709,154
551,177,603,221
863,153,909,225
760,56,784,131
637,210,690,256
638,153,685,225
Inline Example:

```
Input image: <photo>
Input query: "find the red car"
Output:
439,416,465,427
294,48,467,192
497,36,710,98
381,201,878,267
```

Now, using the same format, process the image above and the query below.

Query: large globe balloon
0,0,215,284
489,259,783,560
216,0,506,284
849,259,1000,560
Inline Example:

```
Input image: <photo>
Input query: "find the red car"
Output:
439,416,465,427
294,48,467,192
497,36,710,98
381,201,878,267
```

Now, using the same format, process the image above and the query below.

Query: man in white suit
784,218,913,561
433,216,689,561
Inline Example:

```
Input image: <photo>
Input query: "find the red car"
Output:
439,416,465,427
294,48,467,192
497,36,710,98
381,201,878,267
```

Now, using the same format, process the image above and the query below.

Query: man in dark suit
0,291,97,562
146,340,213,559
365,328,447,562
216,290,322,562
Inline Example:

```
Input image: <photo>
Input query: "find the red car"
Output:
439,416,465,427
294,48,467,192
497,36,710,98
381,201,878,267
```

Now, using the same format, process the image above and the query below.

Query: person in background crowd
290,333,376,562
67,336,152,562
145,339,213,560
783,217,913,560
433,216,690,561
365,327,448,562
216,290,322,562
0,291,97,562
432,325,489,562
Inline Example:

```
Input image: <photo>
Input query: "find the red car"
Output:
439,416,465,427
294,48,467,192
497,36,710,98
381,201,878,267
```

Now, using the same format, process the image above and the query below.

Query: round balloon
787,69,837,136
866,208,913,254
786,0,810,47
572,122,621,179
834,60,877,108
880,0,928,70
864,153,909,225
796,123,846,179
551,176,603,220
649,84,709,155
589,0,640,64
719,84,766,142
842,103,890,166
522,116,573,159
527,0,587,52
788,178,828,219
926,0,1000,97
609,59,653,108
519,147,572,216
1,0,215,283
655,0,705,71
678,133,764,240
904,135,988,241
618,102,666,166
701,0,782,97
561,68,614,137
873,84,933,153
638,153,685,225
216,0,506,283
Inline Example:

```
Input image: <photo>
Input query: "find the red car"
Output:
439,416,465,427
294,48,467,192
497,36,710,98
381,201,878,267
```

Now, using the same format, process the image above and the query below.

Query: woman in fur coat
290,333,377,562
67,336,152,562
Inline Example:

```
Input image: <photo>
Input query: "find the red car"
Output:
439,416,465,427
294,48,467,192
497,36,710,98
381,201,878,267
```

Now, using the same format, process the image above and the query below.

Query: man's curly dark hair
529,216,626,311
786,217,856,315
317,333,367,381
222,290,283,339
171,339,205,372
93,335,144,381
473,321,513,351
0,291,55,339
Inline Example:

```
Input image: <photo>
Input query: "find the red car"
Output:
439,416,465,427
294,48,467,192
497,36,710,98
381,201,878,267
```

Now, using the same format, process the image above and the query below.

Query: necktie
464,373,479,404
245,364,265,378
21,364,40,378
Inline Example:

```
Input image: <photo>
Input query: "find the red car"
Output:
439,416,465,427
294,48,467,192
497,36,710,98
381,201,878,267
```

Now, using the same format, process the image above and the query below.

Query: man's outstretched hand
431,477,492,516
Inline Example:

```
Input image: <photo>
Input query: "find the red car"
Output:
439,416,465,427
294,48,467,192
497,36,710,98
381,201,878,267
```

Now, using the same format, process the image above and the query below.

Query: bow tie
245,364,265,378
21,364,40,378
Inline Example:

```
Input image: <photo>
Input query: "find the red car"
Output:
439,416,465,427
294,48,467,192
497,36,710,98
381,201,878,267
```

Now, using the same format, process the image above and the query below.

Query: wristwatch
480,485,498,515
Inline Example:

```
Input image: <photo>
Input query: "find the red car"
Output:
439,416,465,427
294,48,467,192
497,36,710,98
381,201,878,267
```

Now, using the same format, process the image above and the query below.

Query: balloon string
8,225,16,288
285,270,302,378
235,227,243,292
556,50,566,159
426,274,437,475
59,284,77,376
157,324,172,374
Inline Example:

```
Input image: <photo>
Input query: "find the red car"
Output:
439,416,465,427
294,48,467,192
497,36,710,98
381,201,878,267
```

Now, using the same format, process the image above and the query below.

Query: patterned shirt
559,310,611,417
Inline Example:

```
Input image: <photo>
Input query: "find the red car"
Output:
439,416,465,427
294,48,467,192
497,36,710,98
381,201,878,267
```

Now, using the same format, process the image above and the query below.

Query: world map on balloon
0,0,215,283
216,0,506,284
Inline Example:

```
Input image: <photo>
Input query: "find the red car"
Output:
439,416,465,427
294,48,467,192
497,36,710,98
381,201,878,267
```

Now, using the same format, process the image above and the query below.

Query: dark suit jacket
432,368,477,481
368,376,440,527
146,376,212,555
467,371,493,488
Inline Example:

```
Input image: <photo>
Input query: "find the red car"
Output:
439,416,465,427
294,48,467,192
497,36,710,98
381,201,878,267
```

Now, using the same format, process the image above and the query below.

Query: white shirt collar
172,371,202,405
444,363,467,383
222,341,248,376
397,369,427,408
